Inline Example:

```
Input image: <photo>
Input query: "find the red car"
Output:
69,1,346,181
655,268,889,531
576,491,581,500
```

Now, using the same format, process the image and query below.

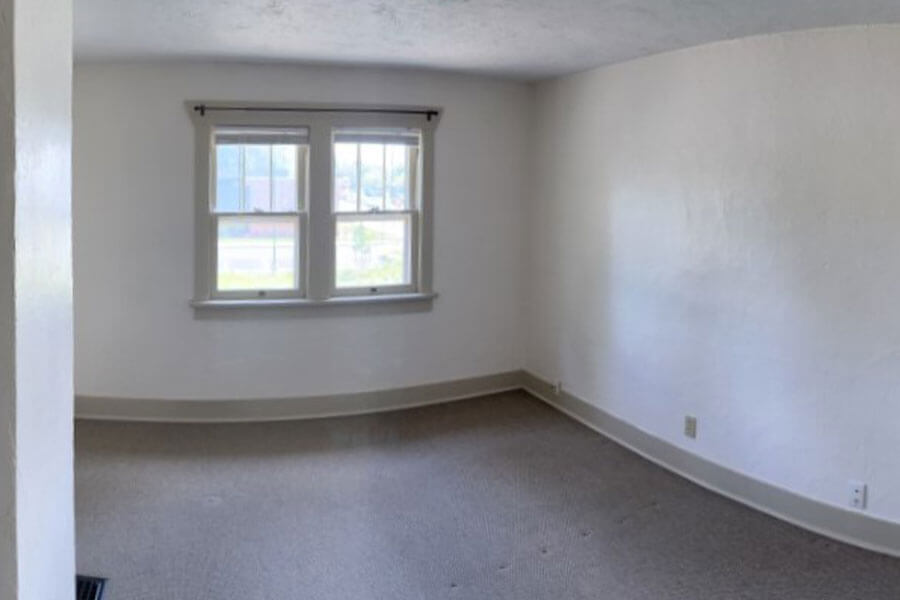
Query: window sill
191,292,437,310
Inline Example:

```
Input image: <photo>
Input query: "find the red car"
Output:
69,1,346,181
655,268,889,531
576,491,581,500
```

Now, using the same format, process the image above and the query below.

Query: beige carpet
75,391,900,599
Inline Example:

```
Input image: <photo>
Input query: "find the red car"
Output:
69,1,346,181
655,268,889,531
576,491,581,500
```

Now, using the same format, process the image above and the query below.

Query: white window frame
188,103,439,309
208,127,309,300
330,128,421,297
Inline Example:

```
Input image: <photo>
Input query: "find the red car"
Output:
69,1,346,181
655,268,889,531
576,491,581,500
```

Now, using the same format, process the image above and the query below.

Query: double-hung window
190,104,438,307
212,127,308,298
333,129,420,295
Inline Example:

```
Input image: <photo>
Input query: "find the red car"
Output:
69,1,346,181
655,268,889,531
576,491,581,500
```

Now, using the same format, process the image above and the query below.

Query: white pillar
0,0,75,598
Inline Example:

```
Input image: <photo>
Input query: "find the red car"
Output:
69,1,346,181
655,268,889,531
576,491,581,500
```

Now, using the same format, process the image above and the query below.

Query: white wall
1,0,75,597
528,25,900,524
0,1,16,588
74,62,530,400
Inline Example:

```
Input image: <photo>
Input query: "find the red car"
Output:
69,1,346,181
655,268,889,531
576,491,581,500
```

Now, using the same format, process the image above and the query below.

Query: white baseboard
75,371,523,423
520,371,900,559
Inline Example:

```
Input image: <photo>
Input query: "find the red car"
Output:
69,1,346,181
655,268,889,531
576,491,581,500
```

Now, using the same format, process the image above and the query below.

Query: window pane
335,217,410,289
243,145,272,212
359,143,384,211
214,127,307,214
272,144,299,211
217,216,298,291
386,144,409,210
334,143,358,212
215,144,241,212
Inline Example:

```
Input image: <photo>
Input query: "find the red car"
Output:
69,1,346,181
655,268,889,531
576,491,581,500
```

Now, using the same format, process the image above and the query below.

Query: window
212,128,308,297
189,104,438,307
333,130,419,294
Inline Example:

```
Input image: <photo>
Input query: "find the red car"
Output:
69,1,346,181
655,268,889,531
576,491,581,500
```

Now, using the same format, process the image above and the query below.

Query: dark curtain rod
193,104,438,120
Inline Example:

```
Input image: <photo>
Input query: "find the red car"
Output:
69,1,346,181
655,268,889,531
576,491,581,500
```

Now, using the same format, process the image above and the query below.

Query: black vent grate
76,575,107,600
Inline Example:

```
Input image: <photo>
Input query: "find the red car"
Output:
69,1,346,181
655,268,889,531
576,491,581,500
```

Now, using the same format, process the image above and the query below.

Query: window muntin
212,127,308,213
331,128,420,294
333,129,419,213
211,127,308,296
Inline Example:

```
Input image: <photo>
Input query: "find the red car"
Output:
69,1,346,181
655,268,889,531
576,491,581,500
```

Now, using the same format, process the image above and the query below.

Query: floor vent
76,575,107,600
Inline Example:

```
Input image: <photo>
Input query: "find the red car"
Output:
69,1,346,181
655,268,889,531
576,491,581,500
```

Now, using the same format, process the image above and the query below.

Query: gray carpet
75,391,900,599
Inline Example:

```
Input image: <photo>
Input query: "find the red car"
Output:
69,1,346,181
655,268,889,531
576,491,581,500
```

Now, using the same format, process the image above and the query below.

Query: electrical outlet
684,416,697,439
848,480,867,510
554,380,563,395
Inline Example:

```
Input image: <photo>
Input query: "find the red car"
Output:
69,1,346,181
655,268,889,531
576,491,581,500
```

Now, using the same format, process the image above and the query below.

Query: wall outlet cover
849,480,867,510
684,416,697,439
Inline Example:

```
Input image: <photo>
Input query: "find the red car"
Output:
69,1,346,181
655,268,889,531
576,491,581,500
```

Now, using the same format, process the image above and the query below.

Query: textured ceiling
75,0,900,80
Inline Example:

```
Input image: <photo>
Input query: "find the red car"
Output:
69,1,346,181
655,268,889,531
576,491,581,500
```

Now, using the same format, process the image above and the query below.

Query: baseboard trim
75,371,524,423
520,371,900,559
